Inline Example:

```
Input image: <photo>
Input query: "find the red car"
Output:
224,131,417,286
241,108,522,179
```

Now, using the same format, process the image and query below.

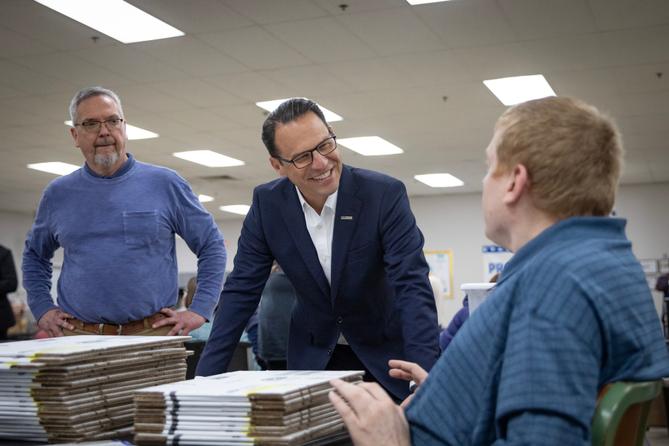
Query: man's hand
388,359,429,408
154,308,205,336
329,379,411,446
38,308,74,337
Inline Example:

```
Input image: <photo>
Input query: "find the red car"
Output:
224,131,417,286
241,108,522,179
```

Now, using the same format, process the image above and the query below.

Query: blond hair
495,96,623,219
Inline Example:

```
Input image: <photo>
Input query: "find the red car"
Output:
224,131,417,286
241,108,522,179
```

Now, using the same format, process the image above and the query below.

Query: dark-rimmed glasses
75,118,125,133
274,135,337,169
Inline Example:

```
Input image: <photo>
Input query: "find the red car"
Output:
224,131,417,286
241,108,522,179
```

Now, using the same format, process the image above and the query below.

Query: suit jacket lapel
330,166,361,304
279,181,330,297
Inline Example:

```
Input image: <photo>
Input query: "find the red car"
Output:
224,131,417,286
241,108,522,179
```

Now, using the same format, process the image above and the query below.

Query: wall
409,182,669,324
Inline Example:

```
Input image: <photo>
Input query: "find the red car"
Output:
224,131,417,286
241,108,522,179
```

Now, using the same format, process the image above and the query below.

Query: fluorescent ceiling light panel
255,99,343,122
173,150,244,168
28,162,80,176
64,121,158,140
407,0,453,4
220,205,250,216
414,173,464,188
337,136,404,156
34,0,184,44
198,194,214,203
483,74,556,106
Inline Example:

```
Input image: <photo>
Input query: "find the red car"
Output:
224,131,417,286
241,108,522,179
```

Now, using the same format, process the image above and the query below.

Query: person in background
656,271,669,298
23,86,226,338
197,98,439,401
0,244,18,340
439,273,499,351
328,96,669,445
427,272,444,328
257,263,298,370
184,276,259,365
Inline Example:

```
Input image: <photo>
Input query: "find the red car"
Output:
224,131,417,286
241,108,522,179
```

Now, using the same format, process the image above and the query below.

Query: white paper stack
134,370,363,446
0,335,191,443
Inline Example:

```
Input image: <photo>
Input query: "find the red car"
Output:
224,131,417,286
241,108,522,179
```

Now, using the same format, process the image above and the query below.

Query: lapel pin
340,215,353,220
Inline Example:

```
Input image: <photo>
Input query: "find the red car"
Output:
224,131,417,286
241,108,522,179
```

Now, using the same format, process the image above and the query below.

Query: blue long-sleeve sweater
23,154,226,324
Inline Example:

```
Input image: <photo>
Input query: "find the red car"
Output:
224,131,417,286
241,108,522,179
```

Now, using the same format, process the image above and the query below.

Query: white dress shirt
295,187,348,345
296,186,337,284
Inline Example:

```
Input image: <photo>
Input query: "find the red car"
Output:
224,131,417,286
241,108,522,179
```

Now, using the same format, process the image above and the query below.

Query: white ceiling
1,0,668,221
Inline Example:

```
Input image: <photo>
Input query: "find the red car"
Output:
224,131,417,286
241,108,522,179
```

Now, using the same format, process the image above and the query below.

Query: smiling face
70,94,128,176
269,111,342,214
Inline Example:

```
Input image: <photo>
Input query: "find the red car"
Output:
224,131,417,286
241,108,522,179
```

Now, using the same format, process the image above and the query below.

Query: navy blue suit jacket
197,165,440,399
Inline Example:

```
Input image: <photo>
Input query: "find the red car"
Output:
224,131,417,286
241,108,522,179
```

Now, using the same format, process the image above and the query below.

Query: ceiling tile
1,0,119,50
203,71,288,102
588,0,669,31
199,26,311,69
0,60,77,95
384,51,471,88
0,26,54,58
323,58,416,92
222,0,328,25
263,65,356,98
13,52,134,87
337,8,446,56
622,90,669,116
266,17,376,63
314,0,406,14
134,36,248,77
156,107,246,133
129,0,253,33
115,85,193,119
499,0,597,40
150,78,246,108
453,42,541,80
77,45,189,83
415,0,517,48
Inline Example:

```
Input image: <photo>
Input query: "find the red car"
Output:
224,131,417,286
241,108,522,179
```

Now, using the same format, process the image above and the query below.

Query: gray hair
69,86,124,124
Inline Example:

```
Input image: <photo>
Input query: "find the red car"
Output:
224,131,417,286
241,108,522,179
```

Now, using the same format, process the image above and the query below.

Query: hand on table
329,379,410,446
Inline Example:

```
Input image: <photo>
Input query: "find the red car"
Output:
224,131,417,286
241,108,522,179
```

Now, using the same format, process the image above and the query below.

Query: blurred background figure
0,244,18,340
257,263,297,370
656,272,669,298
185,276,260,369
439,273,499,351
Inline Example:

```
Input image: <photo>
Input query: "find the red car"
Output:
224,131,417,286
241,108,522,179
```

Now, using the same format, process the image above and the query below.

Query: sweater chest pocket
123,210,159,246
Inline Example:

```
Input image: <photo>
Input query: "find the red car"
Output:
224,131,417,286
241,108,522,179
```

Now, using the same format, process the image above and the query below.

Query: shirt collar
295,186,338,215
498,216,626,284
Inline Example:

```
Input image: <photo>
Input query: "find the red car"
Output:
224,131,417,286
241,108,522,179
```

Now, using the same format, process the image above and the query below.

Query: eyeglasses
75,117,125,133
275,135,337,169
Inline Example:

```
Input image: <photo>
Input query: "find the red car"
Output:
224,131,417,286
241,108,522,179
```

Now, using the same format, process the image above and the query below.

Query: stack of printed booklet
0,335,191,442
134,370,364,446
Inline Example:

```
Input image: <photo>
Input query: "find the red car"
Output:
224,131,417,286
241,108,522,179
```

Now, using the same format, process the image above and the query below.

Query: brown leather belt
68,312,167,335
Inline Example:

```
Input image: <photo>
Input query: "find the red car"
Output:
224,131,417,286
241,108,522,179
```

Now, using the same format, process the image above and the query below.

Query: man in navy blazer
196,98,440,400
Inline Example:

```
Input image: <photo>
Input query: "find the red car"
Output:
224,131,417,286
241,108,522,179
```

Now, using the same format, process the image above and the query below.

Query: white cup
461,282,496,314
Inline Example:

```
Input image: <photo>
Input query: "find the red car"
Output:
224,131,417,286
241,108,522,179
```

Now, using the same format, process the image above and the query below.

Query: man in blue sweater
23,86,226,338
329,96,669,445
